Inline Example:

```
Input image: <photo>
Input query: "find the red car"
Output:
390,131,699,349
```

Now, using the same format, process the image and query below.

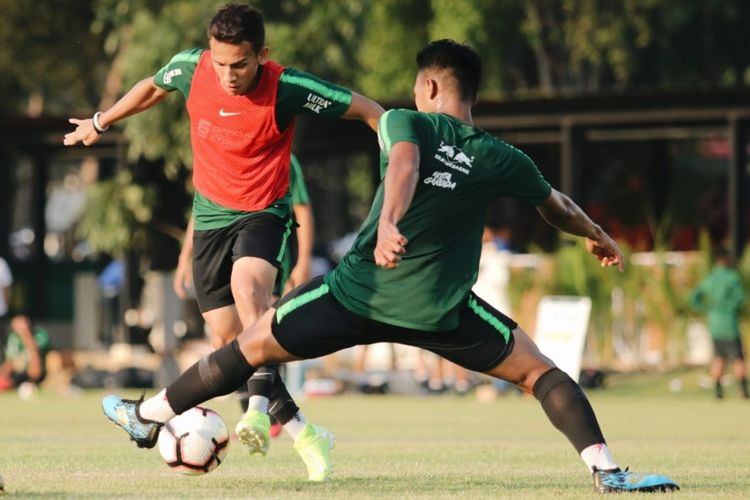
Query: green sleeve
153,48,203,98
377,109,420,156
495,143,552,207
276,68,353,131
289,154,310,205
728,273,746,311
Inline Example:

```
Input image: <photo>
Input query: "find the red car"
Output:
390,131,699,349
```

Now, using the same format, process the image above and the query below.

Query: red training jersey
187,53,294,211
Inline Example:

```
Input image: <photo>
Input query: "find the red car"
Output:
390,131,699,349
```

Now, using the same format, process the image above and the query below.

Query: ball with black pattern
157,405,230,475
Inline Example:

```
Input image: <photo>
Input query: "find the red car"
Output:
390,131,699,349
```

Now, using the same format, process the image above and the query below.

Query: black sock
268,369,300,425
246,365,278,400
739,378,748,398
715,380,724,399
166,339,255,414
533,367,605,453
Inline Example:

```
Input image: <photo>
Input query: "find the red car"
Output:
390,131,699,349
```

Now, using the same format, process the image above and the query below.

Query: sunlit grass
0,369,748,498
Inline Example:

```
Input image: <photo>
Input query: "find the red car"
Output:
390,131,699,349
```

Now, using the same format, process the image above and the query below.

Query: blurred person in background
0,315,49,394
67,2,382,481
689,247,748,399
0,256,12,355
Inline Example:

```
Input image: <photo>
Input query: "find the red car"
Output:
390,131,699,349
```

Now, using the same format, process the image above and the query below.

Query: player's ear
258,45,269,63
427,78,439,100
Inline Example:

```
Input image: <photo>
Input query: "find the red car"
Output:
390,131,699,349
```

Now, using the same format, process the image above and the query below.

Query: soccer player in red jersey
65,3,383,481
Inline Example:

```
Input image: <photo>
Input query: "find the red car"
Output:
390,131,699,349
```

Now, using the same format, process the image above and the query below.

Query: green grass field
1,369,748,499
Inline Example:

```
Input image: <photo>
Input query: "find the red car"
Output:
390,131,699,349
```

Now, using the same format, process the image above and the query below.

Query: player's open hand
585,233,625,271
63,118,101,146
374,222,408,269
173,256,193,299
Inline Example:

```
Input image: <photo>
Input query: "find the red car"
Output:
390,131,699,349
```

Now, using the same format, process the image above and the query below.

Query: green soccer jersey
4,327,50,372
689,266,746,340
153,49,350,230
289,154,310,205
325,109,551,331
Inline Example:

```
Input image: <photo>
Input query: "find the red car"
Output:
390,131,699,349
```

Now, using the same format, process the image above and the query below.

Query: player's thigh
270,276,365,360
408,293,518,373
230,256,277,303
230,213,292,301
232,212,292,271
202,305,242,348
192,226,235,312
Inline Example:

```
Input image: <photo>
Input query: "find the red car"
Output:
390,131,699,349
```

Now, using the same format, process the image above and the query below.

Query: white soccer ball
157,406,230,475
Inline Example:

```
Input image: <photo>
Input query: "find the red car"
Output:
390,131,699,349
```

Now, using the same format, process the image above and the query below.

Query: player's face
209,38,268,95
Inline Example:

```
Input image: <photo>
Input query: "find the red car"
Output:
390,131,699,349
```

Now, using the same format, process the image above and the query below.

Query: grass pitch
1,369,748,499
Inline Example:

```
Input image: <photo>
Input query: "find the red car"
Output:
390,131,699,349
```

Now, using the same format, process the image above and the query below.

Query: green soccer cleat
293,423,335,482
235,409,271,456
102,394,162,449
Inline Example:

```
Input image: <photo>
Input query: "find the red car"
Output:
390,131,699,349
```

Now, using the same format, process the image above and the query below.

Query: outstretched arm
64,77,169,146
342,92,385,133
536,188,624,271
374,141,420,269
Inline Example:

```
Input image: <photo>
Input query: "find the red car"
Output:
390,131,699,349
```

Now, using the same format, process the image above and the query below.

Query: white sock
138,389,177,423
283,412,308,440
246,395,269,414
580,443,618,472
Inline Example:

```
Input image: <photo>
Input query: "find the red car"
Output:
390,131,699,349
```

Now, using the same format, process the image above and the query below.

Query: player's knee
231,282,270,309
516,363,556,393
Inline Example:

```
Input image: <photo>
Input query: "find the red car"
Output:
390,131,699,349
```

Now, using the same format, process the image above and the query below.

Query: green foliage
0,0,107,114
513,236,716,366
117,2,222,176
356,0,431,100
76,170,156,255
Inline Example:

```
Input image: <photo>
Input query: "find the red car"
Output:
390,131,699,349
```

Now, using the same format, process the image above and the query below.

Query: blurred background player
65,2,383,480
689,247,749,399
0,315,49,395
0,256,12,355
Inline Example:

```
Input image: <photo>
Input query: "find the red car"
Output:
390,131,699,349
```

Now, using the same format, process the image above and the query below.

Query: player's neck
435,102,473,125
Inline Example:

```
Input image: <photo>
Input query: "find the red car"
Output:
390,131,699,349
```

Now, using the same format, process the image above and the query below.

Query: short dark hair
208,3,265,51
416,39,482,101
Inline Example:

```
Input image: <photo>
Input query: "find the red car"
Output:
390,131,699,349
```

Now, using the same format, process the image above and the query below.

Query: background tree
0,0,108,115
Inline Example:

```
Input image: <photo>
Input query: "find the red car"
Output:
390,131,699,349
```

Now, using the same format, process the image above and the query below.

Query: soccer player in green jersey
689,247,749,399
67,3,383,481
101,39,678,493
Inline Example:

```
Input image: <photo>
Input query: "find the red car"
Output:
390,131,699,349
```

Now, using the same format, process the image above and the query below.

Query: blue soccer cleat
102,394,163,449
593,467,679,493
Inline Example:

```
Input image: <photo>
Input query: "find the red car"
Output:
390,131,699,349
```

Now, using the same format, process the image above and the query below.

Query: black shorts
192,213,293,313
273,229,298,298
713,338,745,360
271,276,517,372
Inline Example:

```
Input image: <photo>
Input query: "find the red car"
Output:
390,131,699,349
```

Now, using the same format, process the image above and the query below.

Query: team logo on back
424,171,456,190
434,141,474,174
